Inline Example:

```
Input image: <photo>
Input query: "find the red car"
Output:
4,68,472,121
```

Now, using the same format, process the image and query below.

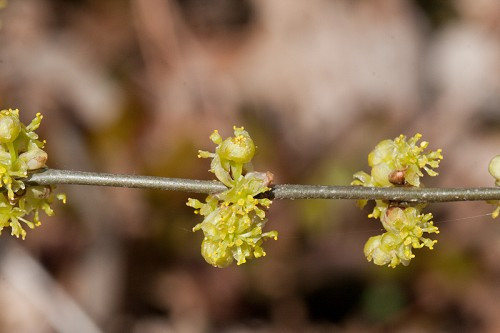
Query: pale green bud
489,155,500,186
19,143,48,170
0,109,21,143
219,127,255,164
364,234,395,266
201,238,234,268
368,139,394,166
371,163,393,187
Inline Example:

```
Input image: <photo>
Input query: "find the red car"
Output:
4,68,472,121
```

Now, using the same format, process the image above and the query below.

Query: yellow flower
0,109,65,239
188,127,276,267
354,134,442,268
352,133,442,188
364,207,438,268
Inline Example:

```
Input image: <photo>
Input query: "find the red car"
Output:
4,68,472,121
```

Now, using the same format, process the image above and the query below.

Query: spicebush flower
364,207,438,268
352,133,442,217
0,109,65,239
352,133,442,188
0,110,47,199
188,127,276,267
198,127,256,187
354,134,442,267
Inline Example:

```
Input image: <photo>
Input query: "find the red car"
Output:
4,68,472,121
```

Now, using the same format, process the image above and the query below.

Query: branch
26,169,500,203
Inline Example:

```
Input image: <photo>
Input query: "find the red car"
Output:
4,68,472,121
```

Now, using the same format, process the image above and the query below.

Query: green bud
18,143,48,170
371,163,392,187
0,109,21,143
219,127,255,164
364,234,394,266
489,155,500,186
368,139,394,166
201,238,234,268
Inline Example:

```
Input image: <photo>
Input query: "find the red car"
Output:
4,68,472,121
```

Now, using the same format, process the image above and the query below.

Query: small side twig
26,169,500,203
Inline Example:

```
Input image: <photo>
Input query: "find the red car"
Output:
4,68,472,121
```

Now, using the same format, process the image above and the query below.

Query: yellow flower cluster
187,127,276,267
364,207,438,267
353,134,442,268
0,109,65,239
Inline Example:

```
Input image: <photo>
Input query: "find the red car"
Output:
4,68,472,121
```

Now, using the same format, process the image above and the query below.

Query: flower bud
0,109,21,143
489,155,500,186
201,239,234,268
371,163,392,187
219,127,255,164
19,144,48,170
364,234,393,266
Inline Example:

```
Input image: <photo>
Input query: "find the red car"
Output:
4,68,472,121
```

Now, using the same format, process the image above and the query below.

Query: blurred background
0,0,499,332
